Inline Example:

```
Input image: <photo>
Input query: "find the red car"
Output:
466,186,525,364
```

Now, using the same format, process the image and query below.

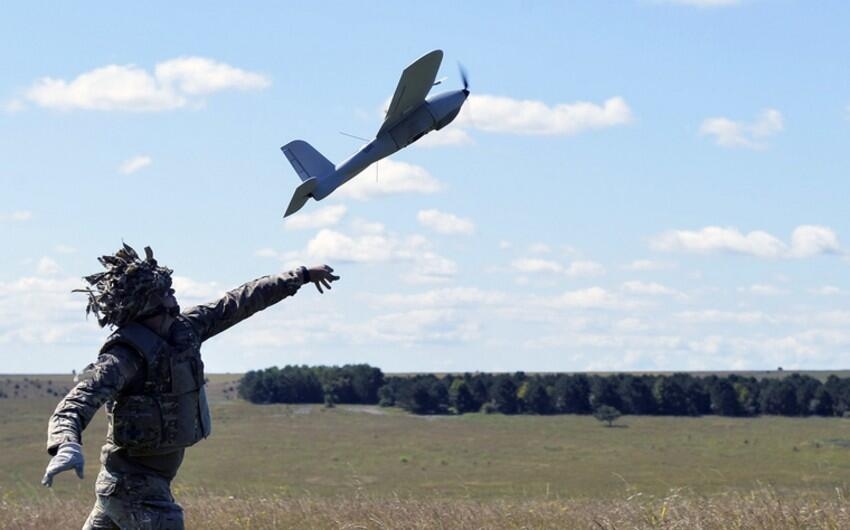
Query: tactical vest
102,320,211,454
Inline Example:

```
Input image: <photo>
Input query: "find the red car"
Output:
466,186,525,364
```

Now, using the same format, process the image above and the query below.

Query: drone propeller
459,63,470,94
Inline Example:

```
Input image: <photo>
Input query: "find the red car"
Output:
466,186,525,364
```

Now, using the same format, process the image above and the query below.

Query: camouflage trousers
82,467,184,530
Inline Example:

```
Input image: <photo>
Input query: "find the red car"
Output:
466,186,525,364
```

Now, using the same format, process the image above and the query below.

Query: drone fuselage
282,49,469,217
312,88,468,201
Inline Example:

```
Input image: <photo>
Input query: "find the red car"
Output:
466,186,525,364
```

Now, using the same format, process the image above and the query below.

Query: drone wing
377,50,443,135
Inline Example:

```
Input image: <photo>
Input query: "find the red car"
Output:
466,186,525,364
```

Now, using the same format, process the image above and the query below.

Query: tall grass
4,487,849,529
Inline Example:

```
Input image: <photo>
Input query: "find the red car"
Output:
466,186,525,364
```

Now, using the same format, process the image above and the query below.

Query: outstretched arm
184,265,339,342
44,345,141,486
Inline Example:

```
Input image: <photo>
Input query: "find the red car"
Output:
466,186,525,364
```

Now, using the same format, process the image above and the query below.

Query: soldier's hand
306,265,340,294
41,442,85,487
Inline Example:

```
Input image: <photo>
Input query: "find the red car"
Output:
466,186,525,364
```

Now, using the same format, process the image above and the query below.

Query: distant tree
593,405,622,427
731,377,761,415
590,376,622,411
653,377,688,415
378,382,397,407
552,375,591,414
810,385,834,416
522,380,552,414
789,374,821,416
449,379,478,414
492,377,519,414
618,376,657,415
760,380,799,415
406,378,438,414
710,379,742,416
347,364,385,404
824,376,850,416
468,375,491,407
397,376,448,414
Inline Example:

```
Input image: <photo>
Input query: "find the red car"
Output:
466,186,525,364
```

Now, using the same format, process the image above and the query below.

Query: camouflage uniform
47,271,306,530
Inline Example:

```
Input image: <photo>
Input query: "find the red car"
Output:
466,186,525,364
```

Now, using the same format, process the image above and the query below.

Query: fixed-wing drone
281,49,469,217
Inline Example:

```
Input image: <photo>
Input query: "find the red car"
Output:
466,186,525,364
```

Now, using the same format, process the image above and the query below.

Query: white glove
41,442,85,487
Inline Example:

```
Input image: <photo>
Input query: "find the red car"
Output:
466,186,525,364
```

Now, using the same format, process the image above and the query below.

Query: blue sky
2,1,849,373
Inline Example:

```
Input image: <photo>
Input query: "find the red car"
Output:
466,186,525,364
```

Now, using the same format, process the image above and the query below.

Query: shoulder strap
102,323,167,391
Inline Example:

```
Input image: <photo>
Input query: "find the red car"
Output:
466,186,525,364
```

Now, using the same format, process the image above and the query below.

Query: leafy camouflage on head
74,243,173,328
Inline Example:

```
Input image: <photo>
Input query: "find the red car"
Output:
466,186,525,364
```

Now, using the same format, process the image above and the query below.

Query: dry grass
3,487,850,530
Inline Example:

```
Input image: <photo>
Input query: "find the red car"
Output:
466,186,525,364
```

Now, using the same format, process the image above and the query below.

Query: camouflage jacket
46,271,306,463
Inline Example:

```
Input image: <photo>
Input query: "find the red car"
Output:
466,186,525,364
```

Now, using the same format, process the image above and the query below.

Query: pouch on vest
112,395,163,449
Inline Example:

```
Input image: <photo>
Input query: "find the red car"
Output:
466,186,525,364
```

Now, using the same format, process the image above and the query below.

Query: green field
3,374,850,528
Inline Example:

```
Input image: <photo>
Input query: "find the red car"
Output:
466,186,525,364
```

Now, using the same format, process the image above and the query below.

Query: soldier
42,244,339,529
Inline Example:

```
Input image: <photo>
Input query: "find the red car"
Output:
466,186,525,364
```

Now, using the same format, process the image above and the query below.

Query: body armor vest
102,320,211,454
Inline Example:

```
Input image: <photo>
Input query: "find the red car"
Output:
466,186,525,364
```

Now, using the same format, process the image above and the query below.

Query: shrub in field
593,405,622,427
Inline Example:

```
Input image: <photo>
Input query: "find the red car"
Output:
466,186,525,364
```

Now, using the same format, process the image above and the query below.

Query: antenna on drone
339,131,379,182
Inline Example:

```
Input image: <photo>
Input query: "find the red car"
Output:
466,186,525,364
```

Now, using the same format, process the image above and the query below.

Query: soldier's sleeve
183,269,306,342
46,345,142,455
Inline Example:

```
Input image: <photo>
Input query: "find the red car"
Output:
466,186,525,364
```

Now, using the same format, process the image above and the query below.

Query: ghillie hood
75,243,173,328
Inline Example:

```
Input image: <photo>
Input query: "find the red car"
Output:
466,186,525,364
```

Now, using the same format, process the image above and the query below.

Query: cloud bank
700,109,783,149
651,225,841,258
334,159,442,200
23,57,270,111
458,95,633,135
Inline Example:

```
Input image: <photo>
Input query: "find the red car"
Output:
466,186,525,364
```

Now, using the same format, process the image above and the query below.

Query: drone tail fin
281,140,335,183
284,177,318,218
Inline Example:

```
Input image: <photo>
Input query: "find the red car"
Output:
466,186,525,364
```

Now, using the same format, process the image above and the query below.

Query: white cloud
565,260,605,277
37,257,61,275
788,225,841,257
153,57,270,95
171,276,224,304
621,280,681,297
511,257,604,277
0,275,98,348
499,240,512,250
650,225,841,258
284,204,347,230
414,128,474,147
550,287,639,310
675,310,770,325
457,95,632,135
302,226,448,280
378,287,506,308
528,243,551,254
1,210,33,222
23,57,269,112
307,229,395,262
401,253,459,284
334,159,442,200
511,258,563,273
623,259,675,271
417,209,475,235
118,155,152,174
738,284,789,296
365,309,480,345
699,108,783,149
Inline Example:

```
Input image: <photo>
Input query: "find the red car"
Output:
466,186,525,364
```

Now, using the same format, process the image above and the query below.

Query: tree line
238,365,850,417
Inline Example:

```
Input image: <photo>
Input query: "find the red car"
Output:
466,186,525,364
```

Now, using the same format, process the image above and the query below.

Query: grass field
3,374,850,528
